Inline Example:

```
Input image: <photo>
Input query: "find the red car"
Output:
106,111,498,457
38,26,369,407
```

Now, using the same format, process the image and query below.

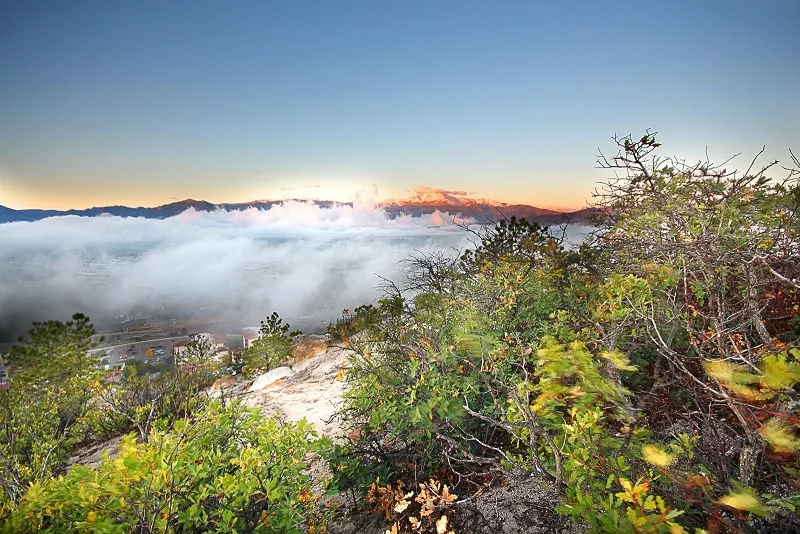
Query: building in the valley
102,361,126,383
242,327,261,349
105,368,124,383
189,332,213,345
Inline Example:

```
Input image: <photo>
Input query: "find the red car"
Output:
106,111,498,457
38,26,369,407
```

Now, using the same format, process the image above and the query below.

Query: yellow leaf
600,349,638,371
703,360,734,382
718,488,767,515
642,444,675,467
409,516,422,530
335,368,344,381
726,383,770,401
436,514,449,534
703,360,759,387
384,523,399,534
760,353,800,390
759,418,800,453
530,393,550,413
86,511,96,524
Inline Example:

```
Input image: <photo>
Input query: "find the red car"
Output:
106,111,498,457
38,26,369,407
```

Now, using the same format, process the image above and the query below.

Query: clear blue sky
1,0,797,210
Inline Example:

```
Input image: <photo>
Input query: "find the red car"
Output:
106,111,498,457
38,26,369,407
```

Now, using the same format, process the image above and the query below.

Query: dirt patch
463,477,583,533
290,335,329,365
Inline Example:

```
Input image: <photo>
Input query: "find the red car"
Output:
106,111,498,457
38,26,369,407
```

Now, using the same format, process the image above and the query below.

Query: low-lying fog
0,202,474,341
0,201,593,342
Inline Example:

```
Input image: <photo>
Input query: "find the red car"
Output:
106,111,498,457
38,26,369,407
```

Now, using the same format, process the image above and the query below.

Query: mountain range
0,189,594,225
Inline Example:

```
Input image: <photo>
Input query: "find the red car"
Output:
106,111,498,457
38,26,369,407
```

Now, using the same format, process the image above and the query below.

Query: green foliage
175,336,218,376
499,338,701,532
339,292,506,483
326,304,383,343
337,133,800,532
98,360,210,443
6,401,322,533
0,314,232,520
7,313,99,385
0,314,104,508
337,218,582,497
460,215,550,269
0,314,329,532
242,312,300,378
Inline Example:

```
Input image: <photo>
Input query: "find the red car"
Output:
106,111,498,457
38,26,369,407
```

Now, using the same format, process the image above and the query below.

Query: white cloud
0,202,470,339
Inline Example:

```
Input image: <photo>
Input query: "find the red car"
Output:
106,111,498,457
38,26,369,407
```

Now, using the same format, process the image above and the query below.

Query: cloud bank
0,201,470,341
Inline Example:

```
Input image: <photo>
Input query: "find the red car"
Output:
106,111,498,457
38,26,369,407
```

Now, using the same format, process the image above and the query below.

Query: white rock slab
248,366,294,392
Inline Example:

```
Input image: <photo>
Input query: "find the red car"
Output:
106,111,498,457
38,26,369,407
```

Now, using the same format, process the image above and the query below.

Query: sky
1,0,798,211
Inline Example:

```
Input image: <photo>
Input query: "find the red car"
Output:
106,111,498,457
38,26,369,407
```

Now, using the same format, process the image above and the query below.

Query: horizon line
1,194,590,214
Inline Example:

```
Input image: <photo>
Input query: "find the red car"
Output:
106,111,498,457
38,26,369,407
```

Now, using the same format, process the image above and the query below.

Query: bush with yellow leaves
4,401,325,533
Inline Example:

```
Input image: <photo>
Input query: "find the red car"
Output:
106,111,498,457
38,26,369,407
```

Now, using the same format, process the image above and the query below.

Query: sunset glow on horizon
0,186,590,213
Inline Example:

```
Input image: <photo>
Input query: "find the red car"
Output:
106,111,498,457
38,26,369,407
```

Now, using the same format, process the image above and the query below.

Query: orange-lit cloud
413,186,468,196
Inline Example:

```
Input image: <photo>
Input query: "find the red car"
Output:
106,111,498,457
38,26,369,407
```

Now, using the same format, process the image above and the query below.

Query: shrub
336,134,800,532
0,314,104,508
6,401,323,533
242,312,300,378
326,304,383,343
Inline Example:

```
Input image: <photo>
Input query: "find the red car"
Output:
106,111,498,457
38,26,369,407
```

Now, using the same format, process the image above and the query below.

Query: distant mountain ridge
0,195,594,225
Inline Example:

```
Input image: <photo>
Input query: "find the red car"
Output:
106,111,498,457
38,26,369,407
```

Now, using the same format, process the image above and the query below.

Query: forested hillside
2,133,799,533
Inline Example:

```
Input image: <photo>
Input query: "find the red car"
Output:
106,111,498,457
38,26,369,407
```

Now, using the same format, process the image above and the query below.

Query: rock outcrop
242,339,348,438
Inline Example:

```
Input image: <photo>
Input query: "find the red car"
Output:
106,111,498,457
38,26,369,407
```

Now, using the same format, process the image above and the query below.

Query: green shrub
325,304,383,343
6,401,323,533
0,314,104,508
242,312,300,378
336,133,800,532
